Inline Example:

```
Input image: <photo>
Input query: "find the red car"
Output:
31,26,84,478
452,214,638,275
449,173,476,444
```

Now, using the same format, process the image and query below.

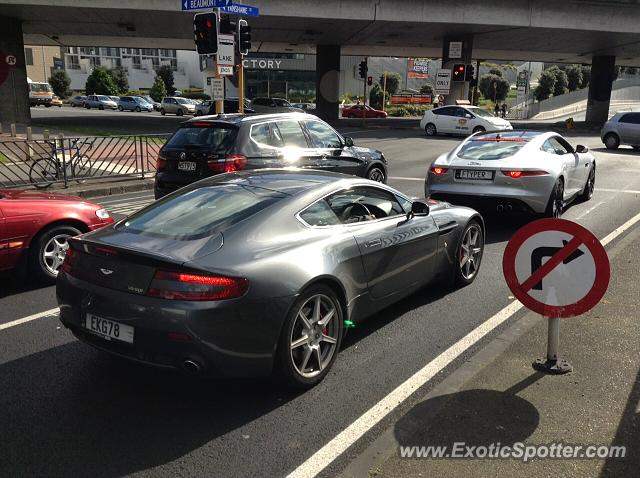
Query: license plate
177,161,196,171
455,169,494,180
84,314,134,344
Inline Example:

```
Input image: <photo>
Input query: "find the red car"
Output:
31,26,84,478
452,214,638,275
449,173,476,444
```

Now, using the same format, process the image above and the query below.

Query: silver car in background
84,95,118,110
425,131,596,217
160,97,196,116
601,111,640,150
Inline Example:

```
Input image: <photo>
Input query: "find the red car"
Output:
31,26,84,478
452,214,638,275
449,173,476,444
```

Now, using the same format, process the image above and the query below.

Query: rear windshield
457,136,528,160
116,185,287,240
165,125,238,152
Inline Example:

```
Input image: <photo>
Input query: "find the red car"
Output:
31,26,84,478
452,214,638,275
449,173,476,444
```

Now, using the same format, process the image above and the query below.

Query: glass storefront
246,70,315,102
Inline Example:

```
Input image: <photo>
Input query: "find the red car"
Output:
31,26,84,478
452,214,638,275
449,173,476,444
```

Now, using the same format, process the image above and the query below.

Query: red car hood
0,189,84,202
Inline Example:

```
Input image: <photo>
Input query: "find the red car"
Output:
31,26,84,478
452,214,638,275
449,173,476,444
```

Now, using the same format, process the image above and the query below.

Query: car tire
453,219,484,287
177,109,184,116
579,166,596,202
366,166,386,183
85,104,90,109
99,105,104,110
118,105,123,111
135,106,141,112
275,284,344,389
472,126,486,134
194,110,201,116
604,133,620,150
425,123,437,136
71,103,75,108
30,224,82,283
544,178,565,218
160,108,166,116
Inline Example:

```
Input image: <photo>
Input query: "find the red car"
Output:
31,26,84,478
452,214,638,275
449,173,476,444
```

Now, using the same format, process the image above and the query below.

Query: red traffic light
206,18,213,29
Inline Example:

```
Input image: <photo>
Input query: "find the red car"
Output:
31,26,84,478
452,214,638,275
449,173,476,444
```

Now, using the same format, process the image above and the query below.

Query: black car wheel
118,105,124,111
160,108,166,116
177,109,184,116
472,126,486,134
454,220,484,287
135,106,141,112
425,123,437,136
545,178,565,218
276,284,343,388
366,166,386,183
579,166,596,202
604,133,620,150
31,225,82,283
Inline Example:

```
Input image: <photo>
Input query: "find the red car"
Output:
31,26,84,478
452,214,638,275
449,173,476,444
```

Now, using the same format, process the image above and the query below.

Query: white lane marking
0,308,59,331
389,176,423,182
596,188,640,195
576,201,604,220
288,209,640,478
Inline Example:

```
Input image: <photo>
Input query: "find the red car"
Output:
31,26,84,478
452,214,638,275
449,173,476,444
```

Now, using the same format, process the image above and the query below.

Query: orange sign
390,94,432,105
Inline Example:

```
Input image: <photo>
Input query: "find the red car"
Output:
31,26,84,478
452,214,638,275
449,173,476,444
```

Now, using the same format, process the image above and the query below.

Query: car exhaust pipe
182,359,201,375
496,204,504,213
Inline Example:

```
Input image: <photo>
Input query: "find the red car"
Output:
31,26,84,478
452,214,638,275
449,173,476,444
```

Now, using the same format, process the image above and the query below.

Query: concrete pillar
585,55,616,124
315,45,341,121
441,36,473,105
0,16,30,125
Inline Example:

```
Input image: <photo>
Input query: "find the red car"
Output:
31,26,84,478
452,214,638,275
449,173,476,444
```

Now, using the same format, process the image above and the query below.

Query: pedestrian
494,102,500,117
501,103,507,118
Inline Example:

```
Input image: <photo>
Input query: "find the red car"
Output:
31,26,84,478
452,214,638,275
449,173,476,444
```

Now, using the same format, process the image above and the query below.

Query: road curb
50,179,155,199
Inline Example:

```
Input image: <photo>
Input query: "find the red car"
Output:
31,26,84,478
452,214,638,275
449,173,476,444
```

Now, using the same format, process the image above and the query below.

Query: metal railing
0,134,169,189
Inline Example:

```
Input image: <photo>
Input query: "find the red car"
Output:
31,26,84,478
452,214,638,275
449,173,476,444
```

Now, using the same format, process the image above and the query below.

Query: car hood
0,189,84,202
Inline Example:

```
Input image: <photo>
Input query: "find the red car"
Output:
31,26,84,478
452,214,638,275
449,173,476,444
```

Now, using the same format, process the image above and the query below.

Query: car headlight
95,208,110,219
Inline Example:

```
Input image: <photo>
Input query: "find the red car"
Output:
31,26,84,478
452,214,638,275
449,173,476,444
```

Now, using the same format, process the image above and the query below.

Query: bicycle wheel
29,158,59,188
72,155,93,184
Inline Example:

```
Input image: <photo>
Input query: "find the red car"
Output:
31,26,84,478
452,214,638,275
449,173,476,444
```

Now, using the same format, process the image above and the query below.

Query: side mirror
343,136,354,147
409,200,430,217
465,113,473,119
576,145,589,153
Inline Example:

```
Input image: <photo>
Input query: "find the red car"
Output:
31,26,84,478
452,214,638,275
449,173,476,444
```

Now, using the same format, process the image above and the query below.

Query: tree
624,66,639,75
419,84,434,96
149,75,167,102
580,66,591,88
85,66,119,96
48,70,72,99
379,72,401,97
534,69,556,101
109,66,129,95
478,74,510,102
156,65,175,96
369,83,389,109
565,65,583,91
548,67,568,96
488,68,503,77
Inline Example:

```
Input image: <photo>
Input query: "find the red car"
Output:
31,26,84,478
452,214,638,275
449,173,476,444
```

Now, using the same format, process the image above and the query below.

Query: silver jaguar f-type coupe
57,170,484,387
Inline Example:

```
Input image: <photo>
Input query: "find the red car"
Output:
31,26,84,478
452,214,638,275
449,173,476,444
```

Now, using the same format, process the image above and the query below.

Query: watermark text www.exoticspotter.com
399,443,626,463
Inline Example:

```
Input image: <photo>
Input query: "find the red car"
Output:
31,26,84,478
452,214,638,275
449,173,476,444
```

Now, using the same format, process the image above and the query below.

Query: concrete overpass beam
585,55,616,124
0,16,30,125
315,45,341,121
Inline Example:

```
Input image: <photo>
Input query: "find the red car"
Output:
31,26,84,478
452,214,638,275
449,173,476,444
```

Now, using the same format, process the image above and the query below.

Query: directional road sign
216,33,235,66
503,218,610,318
435,69,451,95
182,0,233,12
220,3,259,16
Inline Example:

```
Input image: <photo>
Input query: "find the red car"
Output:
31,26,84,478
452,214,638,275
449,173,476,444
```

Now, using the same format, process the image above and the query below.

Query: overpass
2,0,640,122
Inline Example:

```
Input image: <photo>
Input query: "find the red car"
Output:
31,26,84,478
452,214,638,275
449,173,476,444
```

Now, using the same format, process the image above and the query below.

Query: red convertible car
0,189,113,282
342,104,388,118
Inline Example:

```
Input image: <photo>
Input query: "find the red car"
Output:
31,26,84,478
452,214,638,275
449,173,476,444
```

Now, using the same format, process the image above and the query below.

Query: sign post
503,218,610,374
434,69,451,96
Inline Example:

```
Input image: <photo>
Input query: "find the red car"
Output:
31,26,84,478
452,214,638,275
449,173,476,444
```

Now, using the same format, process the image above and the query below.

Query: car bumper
57,271,293,377
425,174,554,214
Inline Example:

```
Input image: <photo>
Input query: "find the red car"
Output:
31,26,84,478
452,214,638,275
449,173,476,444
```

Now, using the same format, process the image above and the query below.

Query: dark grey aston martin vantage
57,170,485,387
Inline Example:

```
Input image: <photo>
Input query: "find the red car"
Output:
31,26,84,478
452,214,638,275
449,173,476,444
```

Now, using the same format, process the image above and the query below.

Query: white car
420,105,512,137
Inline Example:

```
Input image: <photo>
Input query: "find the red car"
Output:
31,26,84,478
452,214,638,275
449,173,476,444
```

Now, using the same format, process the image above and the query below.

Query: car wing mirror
343,136,354,147
576,145,589,153
409,200,430,218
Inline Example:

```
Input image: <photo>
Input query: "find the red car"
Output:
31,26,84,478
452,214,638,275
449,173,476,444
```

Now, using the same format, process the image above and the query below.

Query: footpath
343,222,640,477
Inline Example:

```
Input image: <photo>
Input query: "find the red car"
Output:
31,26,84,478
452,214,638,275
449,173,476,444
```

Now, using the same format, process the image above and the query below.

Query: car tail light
430,166,449,175
207,154,248,173
61,247,78,276
147,270,249,301
157,151,168,170
501,170,549,178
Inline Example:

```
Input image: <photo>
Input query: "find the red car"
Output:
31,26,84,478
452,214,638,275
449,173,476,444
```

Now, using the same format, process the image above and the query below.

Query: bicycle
29,139,94,189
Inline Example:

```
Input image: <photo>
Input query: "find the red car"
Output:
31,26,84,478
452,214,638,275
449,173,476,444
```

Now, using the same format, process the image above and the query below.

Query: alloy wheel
289,294,340,378
42,233,71,276
367,167,385,182
553,181,564,218
459,224,483,281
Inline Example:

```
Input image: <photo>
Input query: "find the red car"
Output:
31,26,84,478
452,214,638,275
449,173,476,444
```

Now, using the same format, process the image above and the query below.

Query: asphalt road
2,118,640,477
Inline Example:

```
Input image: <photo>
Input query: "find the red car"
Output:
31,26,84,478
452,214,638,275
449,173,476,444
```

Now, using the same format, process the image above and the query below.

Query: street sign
217,65,234,75
216,33,235,66
448,41,463,59
220,3,259,16
434,69,451,95
503,218,610,318
211,78,224,100
181,0,233,11
6,54,17,66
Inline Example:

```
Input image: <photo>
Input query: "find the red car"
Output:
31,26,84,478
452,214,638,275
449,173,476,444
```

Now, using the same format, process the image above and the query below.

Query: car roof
183,112,315,126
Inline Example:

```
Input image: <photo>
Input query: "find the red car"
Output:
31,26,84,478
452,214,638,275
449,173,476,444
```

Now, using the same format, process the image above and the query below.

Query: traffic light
238,19,251,56
465,63,475,82
452,63,466,82
367,76,372,86
219,14,236,35
358,60,368,79
193,12,218,55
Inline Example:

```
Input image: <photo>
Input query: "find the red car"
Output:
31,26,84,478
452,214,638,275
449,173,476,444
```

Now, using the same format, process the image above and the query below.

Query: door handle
364,239,382,248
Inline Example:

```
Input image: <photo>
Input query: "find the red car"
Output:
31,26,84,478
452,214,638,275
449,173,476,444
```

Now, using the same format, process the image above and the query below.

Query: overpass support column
315,45,340,121
441,36,473,106
0,16,30,125
585,56,616,124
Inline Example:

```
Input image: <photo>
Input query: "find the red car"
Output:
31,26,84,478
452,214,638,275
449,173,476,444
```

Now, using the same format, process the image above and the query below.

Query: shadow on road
591,147,640,156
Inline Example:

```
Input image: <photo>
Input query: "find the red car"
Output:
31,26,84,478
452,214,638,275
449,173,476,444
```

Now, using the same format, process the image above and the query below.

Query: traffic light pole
238,59,245,114
215,7,224,115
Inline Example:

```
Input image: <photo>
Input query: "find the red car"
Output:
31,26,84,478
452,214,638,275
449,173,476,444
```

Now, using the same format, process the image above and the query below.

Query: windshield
30,83,52,93
469,108,494,118
165,125,238,152
273,99,292,107
116,185,287,240
457,136,529,160
176,98,191,105
98,96,110,101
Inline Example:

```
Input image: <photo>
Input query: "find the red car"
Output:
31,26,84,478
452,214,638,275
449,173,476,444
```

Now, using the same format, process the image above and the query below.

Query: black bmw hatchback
154,112,388,198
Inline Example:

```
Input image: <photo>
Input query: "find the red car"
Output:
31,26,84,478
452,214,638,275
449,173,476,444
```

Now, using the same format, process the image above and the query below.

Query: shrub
149,76,167,102
48,70,72,99
85,66,119,96
534,69,556,101
479,74,510,102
